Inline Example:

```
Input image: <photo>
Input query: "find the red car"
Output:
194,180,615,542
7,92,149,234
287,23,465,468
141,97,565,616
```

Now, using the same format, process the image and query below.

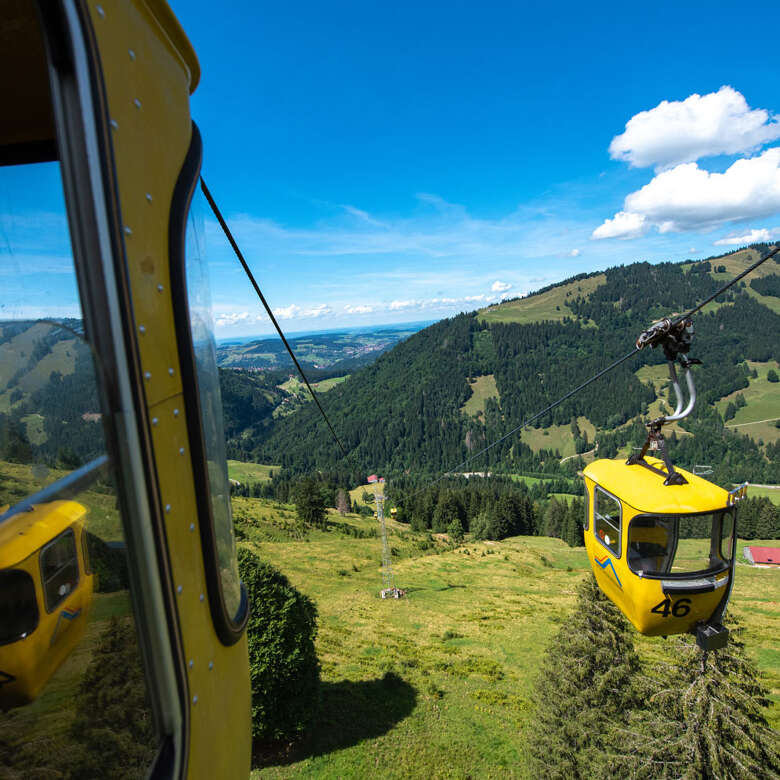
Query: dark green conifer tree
528,576,641,779
617,618,780,779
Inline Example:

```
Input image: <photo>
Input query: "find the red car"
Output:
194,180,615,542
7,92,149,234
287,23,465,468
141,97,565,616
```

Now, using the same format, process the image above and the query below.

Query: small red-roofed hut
744,546,780,565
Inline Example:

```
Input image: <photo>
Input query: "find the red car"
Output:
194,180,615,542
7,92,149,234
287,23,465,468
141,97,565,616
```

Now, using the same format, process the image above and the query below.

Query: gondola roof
583,457,730,515
0,500,86,567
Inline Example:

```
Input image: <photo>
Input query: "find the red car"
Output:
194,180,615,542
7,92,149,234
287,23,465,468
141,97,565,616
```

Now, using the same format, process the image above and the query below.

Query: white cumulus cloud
343,304,373,314
273,304,301,320
609,86,780,170
491,280,512,292
569,248,581,257
389,299,418,311
593,147,780,238
303,304,333,318
713,227,779,245
215,311,251,328
592,211,647,240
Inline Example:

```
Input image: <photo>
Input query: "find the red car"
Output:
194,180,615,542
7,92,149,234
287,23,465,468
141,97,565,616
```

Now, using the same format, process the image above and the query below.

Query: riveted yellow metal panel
89,0,191,407
147,389,251,778
86,2,251,776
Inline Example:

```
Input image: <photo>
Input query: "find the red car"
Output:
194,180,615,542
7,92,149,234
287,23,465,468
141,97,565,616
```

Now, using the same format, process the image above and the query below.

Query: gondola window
40,530,79,612
0,570,38,645
594,487,621,556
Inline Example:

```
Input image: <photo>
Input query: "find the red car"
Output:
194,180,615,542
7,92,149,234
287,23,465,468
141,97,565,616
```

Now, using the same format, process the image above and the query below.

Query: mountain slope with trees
240,247,779,484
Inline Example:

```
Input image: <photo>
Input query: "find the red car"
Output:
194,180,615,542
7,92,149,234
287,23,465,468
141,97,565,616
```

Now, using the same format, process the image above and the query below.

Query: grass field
706,247,780,316
478,274,606,326
228,460,279,484
518,416,596,458
748,485,780,505
717,360,780,445
0,467,776,778
279,375,349,395
461,374,499,419
349,481,385,508
240,498,779,778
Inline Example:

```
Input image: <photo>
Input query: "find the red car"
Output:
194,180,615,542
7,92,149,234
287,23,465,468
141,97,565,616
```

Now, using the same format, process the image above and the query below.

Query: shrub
238,547,320,742
767,368,779,383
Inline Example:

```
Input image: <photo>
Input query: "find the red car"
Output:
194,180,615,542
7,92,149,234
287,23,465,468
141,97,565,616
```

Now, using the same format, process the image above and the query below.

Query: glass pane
720,510,735,559
627,512,731,575
185,188,242,619
40,528,79,611
0,160,158,776
594,487,620,555
0,570,38,644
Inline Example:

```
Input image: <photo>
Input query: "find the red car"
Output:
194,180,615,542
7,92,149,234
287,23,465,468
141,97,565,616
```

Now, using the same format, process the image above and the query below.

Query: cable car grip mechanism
628,317,702,486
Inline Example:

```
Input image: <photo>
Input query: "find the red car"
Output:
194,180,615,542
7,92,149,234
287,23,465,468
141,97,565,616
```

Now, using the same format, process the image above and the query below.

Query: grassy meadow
0,456,777,777
236,496,780,779
461,374,499,419
716,360,780,445
228,460,279,484
478,274,605,326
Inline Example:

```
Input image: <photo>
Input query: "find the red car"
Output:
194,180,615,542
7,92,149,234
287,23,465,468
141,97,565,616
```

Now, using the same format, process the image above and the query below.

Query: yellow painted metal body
84,2,251,775
0,501,93,709
583,458,732,637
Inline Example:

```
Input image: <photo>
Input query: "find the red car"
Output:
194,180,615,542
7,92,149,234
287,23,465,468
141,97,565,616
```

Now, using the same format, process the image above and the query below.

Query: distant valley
216,322,432,372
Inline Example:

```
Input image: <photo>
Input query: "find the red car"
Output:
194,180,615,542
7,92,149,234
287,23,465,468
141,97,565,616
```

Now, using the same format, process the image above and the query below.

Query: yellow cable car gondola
583,317,744,651
0,500,94,709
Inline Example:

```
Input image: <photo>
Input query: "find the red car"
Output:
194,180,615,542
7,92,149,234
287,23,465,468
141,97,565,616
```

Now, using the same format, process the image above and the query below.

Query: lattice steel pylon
373,483,403,598
375,490,394,589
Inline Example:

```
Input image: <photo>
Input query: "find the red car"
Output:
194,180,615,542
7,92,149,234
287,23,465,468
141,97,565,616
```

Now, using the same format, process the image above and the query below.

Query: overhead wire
200,177,348,458
203,182,778,496
677,244,780,321
407,243,780,499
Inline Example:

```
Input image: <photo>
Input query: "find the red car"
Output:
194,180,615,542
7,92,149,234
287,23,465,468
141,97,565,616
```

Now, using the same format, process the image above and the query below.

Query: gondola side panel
85,2,251,777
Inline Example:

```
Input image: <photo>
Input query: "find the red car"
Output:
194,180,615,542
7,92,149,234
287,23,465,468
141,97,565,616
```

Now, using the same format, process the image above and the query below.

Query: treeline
235,253,779,480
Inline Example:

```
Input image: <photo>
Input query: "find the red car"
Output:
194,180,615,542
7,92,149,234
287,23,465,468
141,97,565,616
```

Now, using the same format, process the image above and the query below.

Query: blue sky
3,1,780,335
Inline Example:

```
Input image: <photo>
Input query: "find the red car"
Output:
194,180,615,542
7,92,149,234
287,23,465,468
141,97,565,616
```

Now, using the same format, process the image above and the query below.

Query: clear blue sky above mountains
4,1,780,335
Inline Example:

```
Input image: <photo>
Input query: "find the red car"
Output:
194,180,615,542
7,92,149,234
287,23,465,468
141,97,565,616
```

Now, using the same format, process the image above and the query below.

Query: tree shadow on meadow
253,672,417,768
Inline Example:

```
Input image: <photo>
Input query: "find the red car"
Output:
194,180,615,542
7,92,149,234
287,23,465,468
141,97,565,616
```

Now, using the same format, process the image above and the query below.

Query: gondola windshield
627,510,734,577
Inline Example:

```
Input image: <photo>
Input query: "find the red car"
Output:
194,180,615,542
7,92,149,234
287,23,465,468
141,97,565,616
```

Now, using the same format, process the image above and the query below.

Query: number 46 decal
651,597,691,618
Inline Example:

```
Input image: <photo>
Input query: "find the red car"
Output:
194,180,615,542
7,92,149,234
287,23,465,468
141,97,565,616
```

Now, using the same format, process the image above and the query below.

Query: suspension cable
678,244,779,321
407,346,640,497
408,244,778,498
200,177,348,457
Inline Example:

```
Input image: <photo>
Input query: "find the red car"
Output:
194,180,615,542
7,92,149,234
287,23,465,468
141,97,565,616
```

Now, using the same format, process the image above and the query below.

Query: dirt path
725,417,780,428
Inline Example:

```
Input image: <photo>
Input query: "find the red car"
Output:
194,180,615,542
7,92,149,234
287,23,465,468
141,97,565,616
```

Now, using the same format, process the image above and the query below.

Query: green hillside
247,248,780,486
223,494,780,778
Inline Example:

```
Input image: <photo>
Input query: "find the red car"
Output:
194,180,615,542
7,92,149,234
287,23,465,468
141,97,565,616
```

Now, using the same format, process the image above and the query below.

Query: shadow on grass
253,672,417,768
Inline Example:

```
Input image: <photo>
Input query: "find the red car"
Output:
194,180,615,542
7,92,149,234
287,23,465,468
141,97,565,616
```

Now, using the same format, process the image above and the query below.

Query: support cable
409,346,640,497
678,244,779,321
200,177,348,457
408,243,779,498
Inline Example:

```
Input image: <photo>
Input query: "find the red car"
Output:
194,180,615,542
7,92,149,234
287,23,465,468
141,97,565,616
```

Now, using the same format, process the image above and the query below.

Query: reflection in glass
0,162,157,776
594,487,621,556
184,189,242,620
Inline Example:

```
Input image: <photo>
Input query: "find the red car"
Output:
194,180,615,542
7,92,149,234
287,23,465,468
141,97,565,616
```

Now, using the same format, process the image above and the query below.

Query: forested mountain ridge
0,246,777,487
243,246,780,483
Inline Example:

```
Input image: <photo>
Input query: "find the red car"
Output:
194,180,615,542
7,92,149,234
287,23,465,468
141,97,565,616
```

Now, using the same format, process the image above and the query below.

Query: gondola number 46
650,597,691,618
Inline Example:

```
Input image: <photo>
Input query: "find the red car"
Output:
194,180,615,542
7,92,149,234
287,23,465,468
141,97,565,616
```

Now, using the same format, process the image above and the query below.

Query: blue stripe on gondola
595,555,622,589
